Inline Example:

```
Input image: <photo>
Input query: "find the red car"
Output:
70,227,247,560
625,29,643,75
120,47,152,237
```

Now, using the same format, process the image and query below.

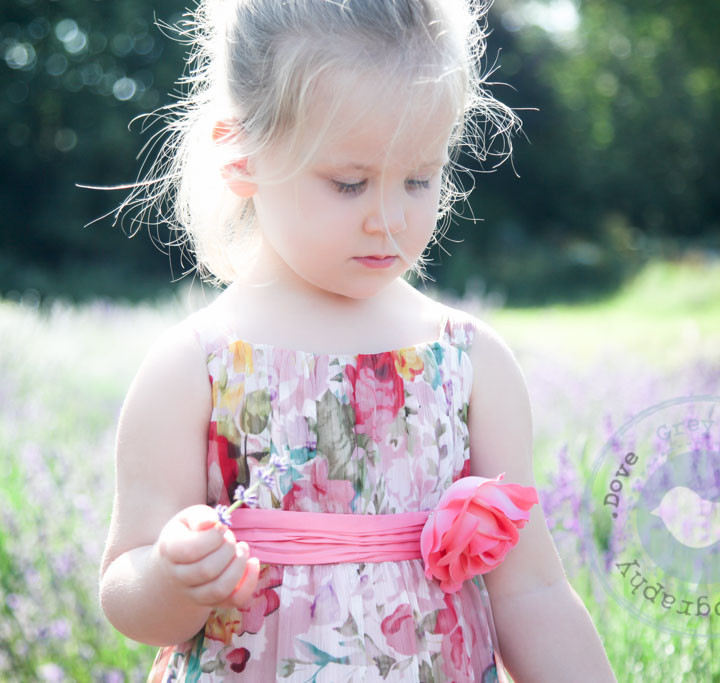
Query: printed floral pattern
148,306,505,682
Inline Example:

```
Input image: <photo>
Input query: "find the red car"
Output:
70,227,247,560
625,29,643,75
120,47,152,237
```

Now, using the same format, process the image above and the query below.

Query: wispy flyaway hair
99,0,522,286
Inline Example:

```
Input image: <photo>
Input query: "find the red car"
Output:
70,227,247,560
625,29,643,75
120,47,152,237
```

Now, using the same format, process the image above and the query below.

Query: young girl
99,0,617,680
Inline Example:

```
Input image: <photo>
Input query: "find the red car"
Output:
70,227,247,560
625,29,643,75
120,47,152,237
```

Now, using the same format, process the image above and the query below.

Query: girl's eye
332,180,367,195
331,178,432,195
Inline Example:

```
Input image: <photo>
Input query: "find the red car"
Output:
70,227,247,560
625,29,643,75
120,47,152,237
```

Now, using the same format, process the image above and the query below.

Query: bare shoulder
430,303,534,485
102,314,212,573
130,314,210,395
452,310,535,486
429,301,513,356
119,315,212,440
442,305,514,355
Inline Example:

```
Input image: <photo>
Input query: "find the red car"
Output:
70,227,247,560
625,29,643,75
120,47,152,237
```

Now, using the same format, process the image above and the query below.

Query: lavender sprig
270,452,289,474
214,452,290,524
215,505,231,527
257,466,275,488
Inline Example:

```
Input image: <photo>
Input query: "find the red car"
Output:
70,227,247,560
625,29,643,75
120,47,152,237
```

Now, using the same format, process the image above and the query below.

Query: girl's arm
99,322,258,647
465,318,617,683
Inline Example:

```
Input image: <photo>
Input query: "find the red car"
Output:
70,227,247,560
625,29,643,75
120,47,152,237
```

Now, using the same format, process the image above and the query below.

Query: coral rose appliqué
420,473,539,593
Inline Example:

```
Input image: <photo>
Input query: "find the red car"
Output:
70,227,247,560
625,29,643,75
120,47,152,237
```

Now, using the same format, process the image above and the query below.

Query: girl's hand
155,504,261,611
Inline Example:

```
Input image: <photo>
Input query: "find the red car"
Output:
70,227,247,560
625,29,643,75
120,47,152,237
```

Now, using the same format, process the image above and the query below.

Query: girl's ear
213,118,258,198
220,159,258,198
212,118,239,144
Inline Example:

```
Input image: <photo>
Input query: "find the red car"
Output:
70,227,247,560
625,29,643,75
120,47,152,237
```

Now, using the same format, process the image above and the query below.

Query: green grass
488,258,720,370
1,258,718,681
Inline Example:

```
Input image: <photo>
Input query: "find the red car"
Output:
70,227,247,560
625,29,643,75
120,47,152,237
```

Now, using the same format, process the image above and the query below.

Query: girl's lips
353,256,398,269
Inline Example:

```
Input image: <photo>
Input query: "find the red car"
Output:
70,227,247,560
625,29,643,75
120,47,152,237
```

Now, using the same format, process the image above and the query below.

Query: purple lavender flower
270,452,290,474
103,671,125,683
49,618,71,640
38,663,64,683
215,504,231,526
258,465,276,487
233,485,258,507
243,489,259,507
216,455,288,524
51,551,75,578
6,593,20,611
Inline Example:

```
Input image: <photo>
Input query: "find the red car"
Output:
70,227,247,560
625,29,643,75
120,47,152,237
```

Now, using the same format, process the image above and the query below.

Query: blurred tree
0,0,189,300
431,0,720,303
1,0,718,303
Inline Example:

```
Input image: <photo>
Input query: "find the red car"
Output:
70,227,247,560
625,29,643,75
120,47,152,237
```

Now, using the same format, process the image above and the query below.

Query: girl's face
246,77,456,302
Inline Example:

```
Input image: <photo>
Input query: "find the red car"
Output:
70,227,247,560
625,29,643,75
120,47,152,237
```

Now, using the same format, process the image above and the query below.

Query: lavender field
1,259,719,682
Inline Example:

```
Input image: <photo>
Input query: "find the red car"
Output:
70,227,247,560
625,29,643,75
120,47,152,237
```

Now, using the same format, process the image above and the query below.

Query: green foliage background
1,0,718,304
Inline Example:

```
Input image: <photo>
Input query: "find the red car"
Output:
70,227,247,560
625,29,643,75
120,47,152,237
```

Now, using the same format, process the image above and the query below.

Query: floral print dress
148,304,507,682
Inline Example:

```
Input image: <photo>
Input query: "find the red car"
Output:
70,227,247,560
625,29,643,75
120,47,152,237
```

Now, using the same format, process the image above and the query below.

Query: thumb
179,504,226,533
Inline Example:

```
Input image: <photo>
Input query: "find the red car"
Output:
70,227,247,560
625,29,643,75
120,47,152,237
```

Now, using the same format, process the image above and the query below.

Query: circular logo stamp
582,395,720,637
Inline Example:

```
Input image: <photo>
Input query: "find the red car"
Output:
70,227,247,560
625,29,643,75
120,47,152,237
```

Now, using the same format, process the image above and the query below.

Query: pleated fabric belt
224,474,539,595
229,508,431,565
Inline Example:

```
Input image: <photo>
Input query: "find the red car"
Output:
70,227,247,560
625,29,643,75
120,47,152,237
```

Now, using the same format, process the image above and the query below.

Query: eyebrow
326,157,450,172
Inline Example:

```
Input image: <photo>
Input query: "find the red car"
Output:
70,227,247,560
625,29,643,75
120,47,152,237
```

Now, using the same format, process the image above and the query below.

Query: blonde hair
108,0,521,287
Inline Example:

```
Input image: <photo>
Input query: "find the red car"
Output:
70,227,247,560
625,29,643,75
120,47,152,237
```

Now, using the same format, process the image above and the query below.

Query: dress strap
437,306,477,353
184,307,210,355
437,307,451,343
185,304,232,356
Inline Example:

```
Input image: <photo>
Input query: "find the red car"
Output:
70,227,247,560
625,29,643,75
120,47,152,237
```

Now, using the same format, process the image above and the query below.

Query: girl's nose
363,194,407,235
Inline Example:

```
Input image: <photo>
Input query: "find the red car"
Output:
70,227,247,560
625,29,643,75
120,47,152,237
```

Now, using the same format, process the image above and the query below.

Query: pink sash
226,474,538,595
229,508,431,565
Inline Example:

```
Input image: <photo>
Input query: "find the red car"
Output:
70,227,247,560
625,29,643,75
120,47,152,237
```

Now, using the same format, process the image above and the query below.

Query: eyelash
332,178,432,195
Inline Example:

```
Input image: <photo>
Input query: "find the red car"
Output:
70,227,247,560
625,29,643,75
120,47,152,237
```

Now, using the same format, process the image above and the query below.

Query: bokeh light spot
595,72,619,98
5,42,37,70
28,18,50,40
46,53,68,77
64,30,88,55
112,77,136,101
80,62,103,86
54,19,78,43
54,128,77,153
110,33,134,57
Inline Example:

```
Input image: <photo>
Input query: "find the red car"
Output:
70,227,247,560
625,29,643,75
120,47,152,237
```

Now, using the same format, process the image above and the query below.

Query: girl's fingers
159,516,227,564
228,557,261,609
155,504,260,608
175,533,247,587
188,551,253,607
180,504,227,533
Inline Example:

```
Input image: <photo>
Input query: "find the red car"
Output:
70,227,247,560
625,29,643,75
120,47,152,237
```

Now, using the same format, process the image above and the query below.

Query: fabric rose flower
420,473,538,593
